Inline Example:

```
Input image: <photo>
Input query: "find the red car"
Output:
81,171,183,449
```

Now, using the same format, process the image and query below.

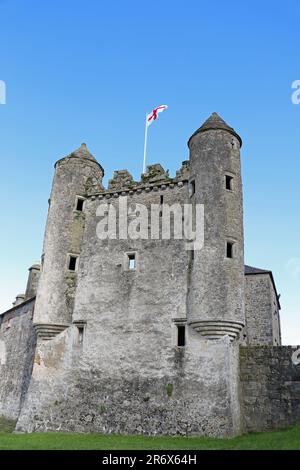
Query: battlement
87,161,190,198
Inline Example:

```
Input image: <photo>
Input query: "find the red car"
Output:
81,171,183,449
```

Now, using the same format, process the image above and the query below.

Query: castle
0,112,299,436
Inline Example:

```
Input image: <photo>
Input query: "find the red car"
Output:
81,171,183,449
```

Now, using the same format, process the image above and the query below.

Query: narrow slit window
160,195,164,217
225,175,233,191
128,253,136,270
177,325,185,347
226,242,234,259
68,255,78,271
189,180,195,198
77,326,84,345
76,197,84,212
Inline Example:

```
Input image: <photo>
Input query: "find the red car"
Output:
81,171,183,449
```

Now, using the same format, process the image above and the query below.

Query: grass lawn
0,421,300,450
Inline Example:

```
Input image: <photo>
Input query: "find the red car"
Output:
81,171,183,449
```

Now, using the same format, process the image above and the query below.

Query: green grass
0,422,300,450
0,417,16,434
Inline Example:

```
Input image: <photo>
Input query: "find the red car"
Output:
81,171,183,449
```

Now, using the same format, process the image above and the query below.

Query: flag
146,105,168,127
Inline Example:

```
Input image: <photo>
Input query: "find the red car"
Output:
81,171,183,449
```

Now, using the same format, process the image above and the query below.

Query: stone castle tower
188,113,245,339
34,143,104,338
1,113,299,436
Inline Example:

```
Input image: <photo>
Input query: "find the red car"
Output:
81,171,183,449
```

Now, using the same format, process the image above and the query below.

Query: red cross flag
143,105,168,173
146,105,168,127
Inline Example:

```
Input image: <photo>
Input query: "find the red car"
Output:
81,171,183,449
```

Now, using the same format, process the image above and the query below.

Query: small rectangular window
225,175,233,191
68,255,78,271
160,195,164,205
177,325,185,347
226,242,234,259
128,253,136,270
75,197,85,212
189,180,195,197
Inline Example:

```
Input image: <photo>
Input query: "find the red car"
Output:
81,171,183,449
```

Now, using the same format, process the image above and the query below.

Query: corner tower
187,113,245,339
33,144,104,339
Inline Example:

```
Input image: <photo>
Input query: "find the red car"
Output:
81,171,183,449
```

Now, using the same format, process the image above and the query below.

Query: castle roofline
245,265,270,275
245,265,281,310
29,263,41,271
188,112,242,148
55,143,105,175
85,161,190,198
0,296,36,319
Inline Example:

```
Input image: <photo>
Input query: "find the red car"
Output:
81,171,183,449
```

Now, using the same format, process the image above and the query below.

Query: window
159,195,164,217
77,326,84,345
68,255,78,271
124,252,137,271
127,253,136,270
75,197,85,212
73,321,86,346
177,325,185,347
225,175,233,191
226,242,234,259
189,180,195,197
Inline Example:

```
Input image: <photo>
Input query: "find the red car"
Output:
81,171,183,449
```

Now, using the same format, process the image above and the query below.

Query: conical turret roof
188,112,242,147
55,143,104,173
69,143,97,162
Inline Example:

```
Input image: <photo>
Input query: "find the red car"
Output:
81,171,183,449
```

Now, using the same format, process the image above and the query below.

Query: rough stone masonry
0,112,299,436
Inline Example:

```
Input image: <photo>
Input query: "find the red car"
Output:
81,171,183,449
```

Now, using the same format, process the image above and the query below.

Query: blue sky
0,0,299,344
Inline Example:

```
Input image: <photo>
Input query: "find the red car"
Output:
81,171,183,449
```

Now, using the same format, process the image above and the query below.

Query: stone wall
244,274,281,346
240,346,300,433
270,280,281,345
17,329,241,436
0,299,36,420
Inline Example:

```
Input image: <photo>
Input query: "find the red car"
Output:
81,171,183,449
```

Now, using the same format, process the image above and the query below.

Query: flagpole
143,114,148,174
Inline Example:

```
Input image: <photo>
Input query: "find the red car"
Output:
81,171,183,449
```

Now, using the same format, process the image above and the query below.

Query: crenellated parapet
88,162,190,199
141,164,170,184
176,160,190,181
108,170,138,191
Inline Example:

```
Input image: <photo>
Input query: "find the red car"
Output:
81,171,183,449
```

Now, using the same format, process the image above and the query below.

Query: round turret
33,144,104,339
187,113,245,340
